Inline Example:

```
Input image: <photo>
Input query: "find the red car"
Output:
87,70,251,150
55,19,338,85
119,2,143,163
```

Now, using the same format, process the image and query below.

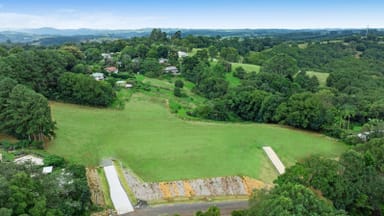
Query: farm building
91,73,105,81
164,66,179,75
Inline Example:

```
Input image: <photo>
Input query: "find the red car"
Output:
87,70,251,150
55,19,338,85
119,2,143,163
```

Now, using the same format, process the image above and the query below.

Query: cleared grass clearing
225,72,241,87
306,71,330,87
48,94,347,183
231,63,261,73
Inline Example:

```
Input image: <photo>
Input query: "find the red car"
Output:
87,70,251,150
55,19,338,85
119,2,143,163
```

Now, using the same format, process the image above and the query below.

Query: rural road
125,200,248,216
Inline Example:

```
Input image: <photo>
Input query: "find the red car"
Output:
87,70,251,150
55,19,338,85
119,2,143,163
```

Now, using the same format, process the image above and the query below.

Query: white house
91,73,105,81
178,51,188,58
164,66,179,75
101,53,113,59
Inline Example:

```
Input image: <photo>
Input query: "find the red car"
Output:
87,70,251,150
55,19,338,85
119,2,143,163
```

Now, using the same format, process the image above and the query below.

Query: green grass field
225,72,241,87
48,94,347,183
231,63,261,73
306,71,330,87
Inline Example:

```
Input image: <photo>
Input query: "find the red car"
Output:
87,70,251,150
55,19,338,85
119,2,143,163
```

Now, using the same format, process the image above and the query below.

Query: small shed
42,166,53,174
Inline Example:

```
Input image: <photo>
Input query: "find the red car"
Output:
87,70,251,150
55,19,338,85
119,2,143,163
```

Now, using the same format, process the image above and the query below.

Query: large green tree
248,184,346,216
0,84,55,141
262,53,299,78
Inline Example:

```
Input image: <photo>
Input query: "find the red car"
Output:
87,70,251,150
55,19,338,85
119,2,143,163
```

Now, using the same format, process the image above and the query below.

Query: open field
231,63,261,73
48,94,347,183
307,71,329,87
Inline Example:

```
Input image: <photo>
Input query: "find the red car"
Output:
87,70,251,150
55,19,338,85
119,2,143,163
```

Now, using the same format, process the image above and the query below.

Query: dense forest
0,29,384,215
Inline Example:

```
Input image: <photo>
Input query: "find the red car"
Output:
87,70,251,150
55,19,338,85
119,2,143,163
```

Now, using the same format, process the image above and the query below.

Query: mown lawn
306,71,330,87
48,94,347,183
231,63,261,73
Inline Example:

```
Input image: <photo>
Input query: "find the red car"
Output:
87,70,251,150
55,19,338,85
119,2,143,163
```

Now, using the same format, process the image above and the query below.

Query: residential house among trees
105,66,119,74
164,66,179,75
91,72,105,81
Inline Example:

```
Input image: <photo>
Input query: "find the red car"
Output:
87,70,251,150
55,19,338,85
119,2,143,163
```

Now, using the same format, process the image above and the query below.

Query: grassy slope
231,63,261,73
49,94,347,183
307,71,329,87
226,63,261,87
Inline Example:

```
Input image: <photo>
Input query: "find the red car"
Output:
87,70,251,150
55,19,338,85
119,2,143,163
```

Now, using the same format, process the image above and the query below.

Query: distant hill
0,28,382,45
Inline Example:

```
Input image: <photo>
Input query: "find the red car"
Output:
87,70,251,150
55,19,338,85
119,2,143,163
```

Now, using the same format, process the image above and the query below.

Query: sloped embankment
123,168,268,201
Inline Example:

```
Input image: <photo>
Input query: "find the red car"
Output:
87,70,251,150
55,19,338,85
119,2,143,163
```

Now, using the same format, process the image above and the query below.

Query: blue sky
0,0,383,29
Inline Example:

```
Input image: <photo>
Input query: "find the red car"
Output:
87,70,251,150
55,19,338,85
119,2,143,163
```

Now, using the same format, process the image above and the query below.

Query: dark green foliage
43,155,65,167
194,76,228,99
294,71,319,92
243,72,298,95
181,56,201,83
192,100,229,121
0,162,91,216
262,53,299,78
58,72,115,106
233,66,246,79
248,184,346,216
275,92,335,131
196,206,221,216
0,81,55,141
174,87,182,97
226,89,270,121
220,47,239,62
174,79,184,88
274,138,384,215
0,50,71,98
141,58,162,77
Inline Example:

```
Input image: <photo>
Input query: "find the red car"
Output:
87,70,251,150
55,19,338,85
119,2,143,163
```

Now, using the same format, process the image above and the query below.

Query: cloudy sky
0,0,383,29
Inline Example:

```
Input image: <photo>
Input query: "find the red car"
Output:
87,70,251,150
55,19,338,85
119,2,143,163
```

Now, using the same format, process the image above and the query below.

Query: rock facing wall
123,168,267,201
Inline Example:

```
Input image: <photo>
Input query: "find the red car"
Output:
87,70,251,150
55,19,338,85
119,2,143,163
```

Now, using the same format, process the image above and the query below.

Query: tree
233,66,246,79
275,92,335,131
226,89,270,121
262,53,299,78
58,72,115,106
0,84,55,141
294,71,319,92
174,79,184,88
0,77,18,114
220,47,239,62
174,87,182,97
208,46,218,59
149,28,167,42
194,77,228,99
141,58,162,77
248,184,346,216
195,206,220,216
